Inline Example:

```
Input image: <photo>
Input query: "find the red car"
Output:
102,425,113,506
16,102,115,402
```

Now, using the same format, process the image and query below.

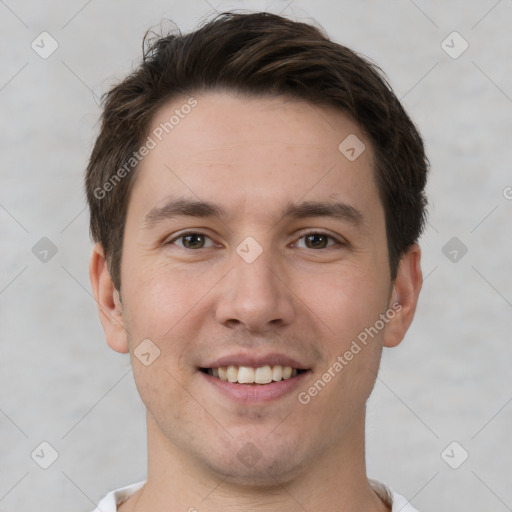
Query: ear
383,243,422,348
89,243,129,354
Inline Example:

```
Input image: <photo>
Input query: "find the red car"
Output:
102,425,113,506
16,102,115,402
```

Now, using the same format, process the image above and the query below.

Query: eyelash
167,230,344,250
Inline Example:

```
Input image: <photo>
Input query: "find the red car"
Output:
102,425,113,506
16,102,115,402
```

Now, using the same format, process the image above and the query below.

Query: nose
214,245,296,334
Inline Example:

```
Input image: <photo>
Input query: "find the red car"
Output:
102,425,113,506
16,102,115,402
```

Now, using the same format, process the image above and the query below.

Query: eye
166,231,342,250
295,232,340,249
168,231,216,249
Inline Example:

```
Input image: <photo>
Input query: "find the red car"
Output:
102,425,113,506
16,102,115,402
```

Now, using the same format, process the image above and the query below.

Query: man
87,11,427,512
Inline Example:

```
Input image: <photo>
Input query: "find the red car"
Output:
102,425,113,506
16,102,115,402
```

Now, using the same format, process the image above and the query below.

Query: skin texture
90,92,422,511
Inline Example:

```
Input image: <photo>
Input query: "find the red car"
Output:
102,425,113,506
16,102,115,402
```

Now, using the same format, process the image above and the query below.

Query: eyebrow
143,197,228,228
281,200,364,226
142,197,364,229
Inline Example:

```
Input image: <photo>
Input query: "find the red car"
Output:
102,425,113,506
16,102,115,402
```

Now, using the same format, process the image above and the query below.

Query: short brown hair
86,11,428,290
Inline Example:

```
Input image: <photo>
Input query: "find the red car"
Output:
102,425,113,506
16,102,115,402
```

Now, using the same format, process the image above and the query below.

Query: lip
200,369,310,403
201,352,309,370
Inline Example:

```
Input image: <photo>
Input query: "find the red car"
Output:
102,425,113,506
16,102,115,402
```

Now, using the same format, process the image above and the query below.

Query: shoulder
92,481,145,512
96,480,422,512
369,479,422,512
389,490,422,512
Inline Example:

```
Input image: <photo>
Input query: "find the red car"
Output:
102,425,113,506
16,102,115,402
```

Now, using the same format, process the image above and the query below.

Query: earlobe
89,244,130,354
383,243,422,348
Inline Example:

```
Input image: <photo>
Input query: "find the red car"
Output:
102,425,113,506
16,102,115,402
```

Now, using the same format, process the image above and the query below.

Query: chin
199,434,307,487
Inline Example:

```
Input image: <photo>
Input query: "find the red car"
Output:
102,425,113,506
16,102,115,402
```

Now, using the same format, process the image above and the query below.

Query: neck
123,408,389,512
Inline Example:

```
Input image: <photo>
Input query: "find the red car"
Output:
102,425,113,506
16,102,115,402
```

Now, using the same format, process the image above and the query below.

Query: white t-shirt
92,480,421,511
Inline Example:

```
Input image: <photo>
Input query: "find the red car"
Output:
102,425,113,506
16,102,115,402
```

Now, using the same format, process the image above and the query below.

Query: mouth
200,365,308,385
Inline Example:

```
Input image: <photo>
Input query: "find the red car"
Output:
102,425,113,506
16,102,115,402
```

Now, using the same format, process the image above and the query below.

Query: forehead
130,91,382,225
148,91,368,163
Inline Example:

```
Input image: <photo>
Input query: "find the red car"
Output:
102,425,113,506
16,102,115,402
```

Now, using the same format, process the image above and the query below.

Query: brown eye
296,232,338,249
304,233,329,249
170,232,215,249
181,234,205,249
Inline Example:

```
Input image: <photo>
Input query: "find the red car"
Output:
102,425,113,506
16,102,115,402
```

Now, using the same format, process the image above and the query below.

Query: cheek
298,261,390,344
316,266,389,401
120,258,222,409
121,255,216,341
302,266,388,397
301,275,386,414
130,358,193,434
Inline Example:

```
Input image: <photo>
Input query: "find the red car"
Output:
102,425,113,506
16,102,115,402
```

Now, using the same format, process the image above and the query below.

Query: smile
201,365,307,384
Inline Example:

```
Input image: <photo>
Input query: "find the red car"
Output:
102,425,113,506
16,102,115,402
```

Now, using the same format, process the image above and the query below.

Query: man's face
97,92,418,484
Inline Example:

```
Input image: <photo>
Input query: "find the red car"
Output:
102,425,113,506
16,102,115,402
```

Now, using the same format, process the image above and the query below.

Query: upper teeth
209,365,298,384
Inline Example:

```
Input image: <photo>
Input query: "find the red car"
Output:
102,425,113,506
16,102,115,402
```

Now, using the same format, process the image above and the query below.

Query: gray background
1,0,511,510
